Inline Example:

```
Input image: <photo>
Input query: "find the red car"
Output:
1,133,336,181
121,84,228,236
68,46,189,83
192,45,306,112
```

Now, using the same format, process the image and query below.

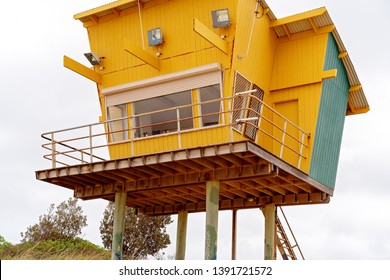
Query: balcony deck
36,141,332,215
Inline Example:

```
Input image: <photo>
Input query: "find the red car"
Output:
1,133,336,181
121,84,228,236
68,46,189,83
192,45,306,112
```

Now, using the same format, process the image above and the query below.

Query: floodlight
147,28,163,46
84,52,101,66
211,8,231,28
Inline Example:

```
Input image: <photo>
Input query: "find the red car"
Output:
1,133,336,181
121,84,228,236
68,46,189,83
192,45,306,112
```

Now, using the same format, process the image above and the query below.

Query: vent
232,72,264,140
232,72,251,131
244,84,264,140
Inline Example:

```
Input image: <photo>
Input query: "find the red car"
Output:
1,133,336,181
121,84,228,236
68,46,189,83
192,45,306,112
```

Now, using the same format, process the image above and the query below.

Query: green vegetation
0,238,110,260
21,198,87,242
1,197,173,260
100,203,173,260
0,235,11,248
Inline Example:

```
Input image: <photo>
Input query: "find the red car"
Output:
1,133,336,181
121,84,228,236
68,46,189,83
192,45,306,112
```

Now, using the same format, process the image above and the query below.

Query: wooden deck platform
36,141,332,215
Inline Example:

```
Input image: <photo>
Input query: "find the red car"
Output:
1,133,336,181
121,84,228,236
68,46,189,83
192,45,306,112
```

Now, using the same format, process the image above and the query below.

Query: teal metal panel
309,33,349,189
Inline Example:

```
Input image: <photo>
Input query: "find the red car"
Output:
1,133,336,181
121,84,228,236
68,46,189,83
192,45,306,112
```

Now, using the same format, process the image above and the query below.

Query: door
273,100,299,166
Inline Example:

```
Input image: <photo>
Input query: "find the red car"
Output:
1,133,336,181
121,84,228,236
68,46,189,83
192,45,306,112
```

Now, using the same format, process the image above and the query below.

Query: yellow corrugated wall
270,33,328,91
269,84,323,172
88,0,241,158
93,0,330,169
88,0,236,89
266,34,329,172
229,0,279,157
232,0,277,88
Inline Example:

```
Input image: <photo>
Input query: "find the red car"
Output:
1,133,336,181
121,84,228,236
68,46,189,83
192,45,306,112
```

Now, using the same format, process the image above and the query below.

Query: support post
111,191,127,260
232,209,237,260
175,210,188,260
205,180,220,260
263,204,276,260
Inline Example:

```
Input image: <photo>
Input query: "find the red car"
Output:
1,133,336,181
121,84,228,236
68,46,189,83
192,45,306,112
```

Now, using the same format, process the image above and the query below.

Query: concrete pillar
111,191,127,260
204,180,220,260
232,209,237,260
175,210,188,260
263,204,276,260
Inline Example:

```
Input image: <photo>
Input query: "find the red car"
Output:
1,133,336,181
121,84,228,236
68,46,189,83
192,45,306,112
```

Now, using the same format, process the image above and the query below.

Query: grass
0,238,110,260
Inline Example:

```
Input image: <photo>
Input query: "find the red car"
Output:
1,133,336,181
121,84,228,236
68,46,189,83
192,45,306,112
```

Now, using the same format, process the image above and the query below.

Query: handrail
41,94,310,169
278,207,305,260
234,92,309,136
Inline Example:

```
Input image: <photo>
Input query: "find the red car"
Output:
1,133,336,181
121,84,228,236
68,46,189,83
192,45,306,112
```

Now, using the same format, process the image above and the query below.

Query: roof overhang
74,0,154,24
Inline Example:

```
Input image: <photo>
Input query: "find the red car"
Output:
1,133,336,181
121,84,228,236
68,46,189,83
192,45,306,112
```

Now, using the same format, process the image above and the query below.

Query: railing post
51,132,56,169
279,119,288,158
228,100,233,143
130,116,135,156
176,108,182,149
255,104,264,143
89,125,93,163
297,132,306,169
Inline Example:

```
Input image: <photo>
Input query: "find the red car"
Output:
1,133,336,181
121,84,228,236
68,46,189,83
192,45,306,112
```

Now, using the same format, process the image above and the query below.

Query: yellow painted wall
87,0,238,159
232,0,278,89
271,83,322,172
270,33,328,91
87,0,236,90
108,126,235,157
83,0,331,173
267,32,328,172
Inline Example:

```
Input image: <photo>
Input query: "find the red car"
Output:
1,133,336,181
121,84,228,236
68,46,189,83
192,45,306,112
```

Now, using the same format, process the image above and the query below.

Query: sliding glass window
133,91,193,138
198,84,222,127
107,104,128,142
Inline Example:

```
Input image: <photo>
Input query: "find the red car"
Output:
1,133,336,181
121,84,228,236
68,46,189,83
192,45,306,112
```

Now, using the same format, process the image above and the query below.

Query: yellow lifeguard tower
36,0,369,260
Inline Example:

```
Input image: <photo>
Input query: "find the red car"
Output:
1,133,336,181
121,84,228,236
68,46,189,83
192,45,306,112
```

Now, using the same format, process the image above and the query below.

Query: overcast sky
0,0,389,260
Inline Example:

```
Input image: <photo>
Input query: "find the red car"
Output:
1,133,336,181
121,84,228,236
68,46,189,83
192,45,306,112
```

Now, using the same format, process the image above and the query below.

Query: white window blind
103,63,222,107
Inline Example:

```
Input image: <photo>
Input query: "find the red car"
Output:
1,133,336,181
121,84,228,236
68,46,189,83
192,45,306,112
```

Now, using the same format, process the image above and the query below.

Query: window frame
103,63,224,141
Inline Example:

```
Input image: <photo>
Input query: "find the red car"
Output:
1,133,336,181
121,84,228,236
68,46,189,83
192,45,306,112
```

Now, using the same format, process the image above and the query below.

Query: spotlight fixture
211,8,231,28
84,52,101,66
147,27,163,46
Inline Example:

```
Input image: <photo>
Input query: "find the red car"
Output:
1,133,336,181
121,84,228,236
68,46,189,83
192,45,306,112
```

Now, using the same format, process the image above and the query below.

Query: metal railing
41,93,310,169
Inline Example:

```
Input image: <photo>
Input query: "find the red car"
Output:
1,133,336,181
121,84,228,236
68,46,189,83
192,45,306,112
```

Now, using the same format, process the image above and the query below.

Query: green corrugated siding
309,33,349,189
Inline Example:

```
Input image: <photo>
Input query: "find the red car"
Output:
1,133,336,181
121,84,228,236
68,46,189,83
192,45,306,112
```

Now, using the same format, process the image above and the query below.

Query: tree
21,198,87,242
0,235,11,248
99,203,172,259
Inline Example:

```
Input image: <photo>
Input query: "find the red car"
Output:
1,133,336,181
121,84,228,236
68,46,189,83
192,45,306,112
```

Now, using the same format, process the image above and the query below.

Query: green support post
263,204,276,260
111,191,127,260
175,210,188,260
205,180,220,260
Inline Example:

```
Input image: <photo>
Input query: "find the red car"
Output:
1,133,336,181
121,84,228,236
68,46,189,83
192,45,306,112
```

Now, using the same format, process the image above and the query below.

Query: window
103,64,223,140
199,84,222,127
107,104,128,142
133,91,193,137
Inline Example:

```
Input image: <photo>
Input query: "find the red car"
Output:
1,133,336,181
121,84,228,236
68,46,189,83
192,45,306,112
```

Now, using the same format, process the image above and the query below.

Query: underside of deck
36,141,332,215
